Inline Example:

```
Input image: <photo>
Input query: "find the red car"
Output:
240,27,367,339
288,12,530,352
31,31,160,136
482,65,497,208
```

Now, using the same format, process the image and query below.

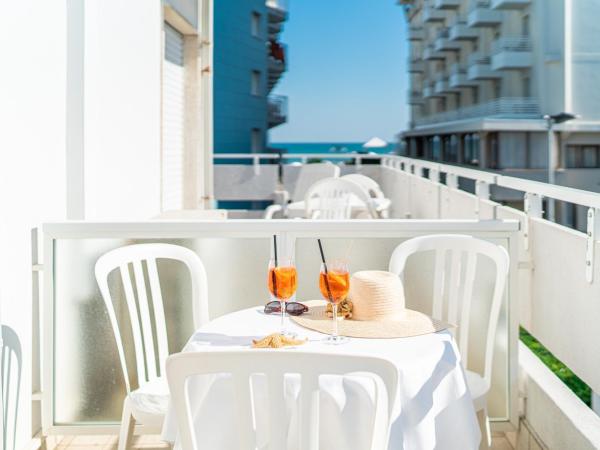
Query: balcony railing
435,28,461,51
423,44,445,60
408,26,425,40
468,0,503,26
492,36,532,54
491,37,533,70
449,19,480,40
407,57,425,72
449,62,477,87
266,0,288,13
467,51,503,79
414,97,540,125
468,52,491,66
408,90,424,104
423,6,446,22
434,0,461,8
491,0,531,8
268,95,288,128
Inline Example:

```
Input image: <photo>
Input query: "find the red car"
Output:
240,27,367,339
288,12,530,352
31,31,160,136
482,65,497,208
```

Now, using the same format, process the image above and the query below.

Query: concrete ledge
519,342,600,449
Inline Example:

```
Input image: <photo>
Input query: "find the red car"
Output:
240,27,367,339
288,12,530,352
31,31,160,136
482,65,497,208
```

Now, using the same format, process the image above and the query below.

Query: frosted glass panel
52,235,510,423
53,237,271,424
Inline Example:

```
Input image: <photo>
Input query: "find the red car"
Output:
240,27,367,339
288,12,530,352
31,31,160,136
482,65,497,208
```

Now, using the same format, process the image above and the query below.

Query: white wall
0,1,191,447
84,0,163,220
0,1,68,449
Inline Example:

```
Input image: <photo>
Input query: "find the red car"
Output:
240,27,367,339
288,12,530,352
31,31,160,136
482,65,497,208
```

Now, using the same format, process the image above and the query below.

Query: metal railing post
523,192,542,250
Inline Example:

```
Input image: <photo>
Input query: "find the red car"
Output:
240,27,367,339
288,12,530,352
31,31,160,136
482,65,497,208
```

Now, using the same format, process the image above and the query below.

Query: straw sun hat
291,270,448,339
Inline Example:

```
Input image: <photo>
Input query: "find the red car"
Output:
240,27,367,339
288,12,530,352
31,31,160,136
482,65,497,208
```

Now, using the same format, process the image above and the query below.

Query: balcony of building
266,0,288,37
434,27,461,51
408,26,425,40
414,96,539,125
434,73,458,94
491,37,533,70
449,19,480,40
423,5,446,23
267,41,287,91
434,0,461,9
408,89,425,105
423,83,443,98
423,44,446,60
267,95,288,128
449,62,478,87
467,52,502,80
491,0,531,9
407,56,425,72
468,0,503,27
10,148,600,450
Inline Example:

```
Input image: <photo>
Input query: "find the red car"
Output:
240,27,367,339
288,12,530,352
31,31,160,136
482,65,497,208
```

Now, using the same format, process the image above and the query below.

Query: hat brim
291,300,449,339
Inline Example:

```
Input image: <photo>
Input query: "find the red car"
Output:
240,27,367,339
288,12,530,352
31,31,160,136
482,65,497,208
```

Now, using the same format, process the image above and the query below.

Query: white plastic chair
341,174,390,218
95,244,209,450
304,177,377,220
264,163,341,219
388,235,509,447
166,350,399,450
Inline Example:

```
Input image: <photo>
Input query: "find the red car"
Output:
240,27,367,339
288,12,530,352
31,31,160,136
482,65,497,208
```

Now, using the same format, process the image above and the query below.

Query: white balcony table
285,196,391,218
161,305,481,450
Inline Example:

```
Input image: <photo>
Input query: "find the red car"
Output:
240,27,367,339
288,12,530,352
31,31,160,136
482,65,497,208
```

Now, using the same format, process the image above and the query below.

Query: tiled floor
50,434,515,450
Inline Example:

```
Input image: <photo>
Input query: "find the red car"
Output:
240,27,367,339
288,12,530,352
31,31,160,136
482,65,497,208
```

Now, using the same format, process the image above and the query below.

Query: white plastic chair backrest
95,243,208,392
388,235,509,385
342,174,384,199
291,163,341,202
304,177,376,219
166,350,398,450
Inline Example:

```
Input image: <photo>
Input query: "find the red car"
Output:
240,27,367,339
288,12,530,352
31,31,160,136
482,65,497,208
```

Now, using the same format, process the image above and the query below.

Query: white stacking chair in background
166,351,399,450
341,174,391,218
95,244,209,450
388,235,509,448
304,177,377,220
264,163,340,219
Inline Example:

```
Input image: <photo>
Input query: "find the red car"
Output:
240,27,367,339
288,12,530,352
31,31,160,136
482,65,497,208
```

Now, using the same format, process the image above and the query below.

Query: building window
522,74,531,97
251,128,262,152
522,15,530,36
567,145,600,168
251,12,261,37
493,80,501,99
251,70,261,96
472,86,479,103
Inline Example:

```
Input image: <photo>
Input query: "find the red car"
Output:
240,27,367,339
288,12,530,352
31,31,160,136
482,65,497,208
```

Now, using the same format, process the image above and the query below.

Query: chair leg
118,397,136,450
477,408,491,449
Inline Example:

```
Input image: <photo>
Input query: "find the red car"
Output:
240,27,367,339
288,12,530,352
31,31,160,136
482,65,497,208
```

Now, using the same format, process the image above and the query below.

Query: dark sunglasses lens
286,303,307,316
264,301,281,314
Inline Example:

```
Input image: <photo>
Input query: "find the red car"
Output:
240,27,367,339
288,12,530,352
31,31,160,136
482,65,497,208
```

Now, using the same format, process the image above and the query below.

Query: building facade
400,0,600,224
214,0,289,154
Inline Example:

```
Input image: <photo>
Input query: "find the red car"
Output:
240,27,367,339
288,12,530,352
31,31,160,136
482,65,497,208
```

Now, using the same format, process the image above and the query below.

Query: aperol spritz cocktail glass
319,259,350,344
267,258,297,336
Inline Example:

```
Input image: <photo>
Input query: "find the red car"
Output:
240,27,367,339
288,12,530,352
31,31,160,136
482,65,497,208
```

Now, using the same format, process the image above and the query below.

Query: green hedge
520,327,591,406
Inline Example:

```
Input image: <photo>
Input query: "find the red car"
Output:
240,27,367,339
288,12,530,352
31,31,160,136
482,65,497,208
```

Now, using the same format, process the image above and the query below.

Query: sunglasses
264,301,309,316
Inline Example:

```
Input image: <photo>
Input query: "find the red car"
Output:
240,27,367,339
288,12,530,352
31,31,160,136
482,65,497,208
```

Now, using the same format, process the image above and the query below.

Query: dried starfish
251,333,306,348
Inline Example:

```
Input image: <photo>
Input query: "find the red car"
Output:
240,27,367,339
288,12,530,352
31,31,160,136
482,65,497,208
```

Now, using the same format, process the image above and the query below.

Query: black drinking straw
272,235,278,298
317,239,333,302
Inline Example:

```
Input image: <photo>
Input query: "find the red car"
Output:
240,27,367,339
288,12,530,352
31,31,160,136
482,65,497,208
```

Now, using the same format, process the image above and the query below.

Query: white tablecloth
162,306,480,450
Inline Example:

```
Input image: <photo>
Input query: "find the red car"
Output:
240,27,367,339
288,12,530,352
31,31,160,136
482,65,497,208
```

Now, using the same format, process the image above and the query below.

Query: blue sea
270,142,397,155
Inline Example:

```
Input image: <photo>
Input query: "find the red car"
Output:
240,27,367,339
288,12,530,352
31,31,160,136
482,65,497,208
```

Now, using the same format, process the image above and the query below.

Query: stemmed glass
267,258,298,337
319,259,350,345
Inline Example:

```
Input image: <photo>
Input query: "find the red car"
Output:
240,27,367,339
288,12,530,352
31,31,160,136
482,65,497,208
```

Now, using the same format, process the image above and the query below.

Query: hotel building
399,0,600,225
213,0,289,155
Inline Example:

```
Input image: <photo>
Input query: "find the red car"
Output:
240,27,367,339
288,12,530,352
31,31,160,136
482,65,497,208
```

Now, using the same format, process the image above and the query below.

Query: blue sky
269,0,409,143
